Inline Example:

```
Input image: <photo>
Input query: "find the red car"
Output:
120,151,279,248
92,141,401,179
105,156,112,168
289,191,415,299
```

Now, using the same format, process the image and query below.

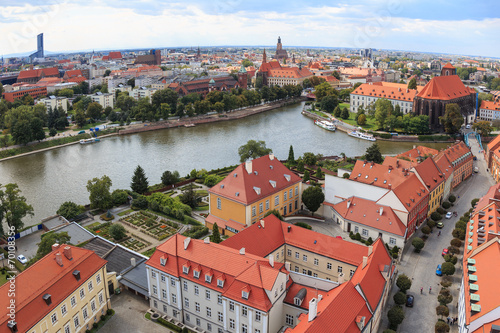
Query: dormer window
183,265,190,274
205,271,213,283
160,256,167,266
284,174,291,181
253,187,261,195
220,184,224,189
193,270,200,279
242,291,249,299
217,279,224,288
269,180,276,188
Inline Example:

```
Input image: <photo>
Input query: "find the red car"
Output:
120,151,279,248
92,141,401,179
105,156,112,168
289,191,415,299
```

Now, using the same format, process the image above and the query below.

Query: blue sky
1,0,499,57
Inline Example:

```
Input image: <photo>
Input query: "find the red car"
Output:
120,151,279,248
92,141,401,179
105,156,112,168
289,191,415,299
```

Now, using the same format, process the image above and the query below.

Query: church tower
237,64,248,89
262,48,267,64
277,36,282,51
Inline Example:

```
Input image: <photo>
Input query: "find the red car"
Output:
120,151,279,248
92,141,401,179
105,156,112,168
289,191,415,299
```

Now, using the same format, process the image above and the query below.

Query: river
0,102,450,225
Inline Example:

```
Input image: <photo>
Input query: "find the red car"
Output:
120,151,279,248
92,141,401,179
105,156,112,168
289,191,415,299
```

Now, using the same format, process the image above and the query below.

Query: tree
357,114,367,126
0,183,34,234
86,176,113,210
296,159,305,172
131,165,149,194
440,103,463,134
132,195,148,209
365,143,383,164
314,82,334,102
320,95,338,113
421,226,431,235
86,102,103,120
302,152,317,166
436,305,449,319
393,291,406,305
112,190,129,206
340,107,349,120
49,128,57,137
31,117,45,142
315,167,323,178
333,106,341,118
57,201,84,220
204,174,222,187
473,120,492,137
441,262,456,276
179,186,201,209
36,231,71,258
387,306,405,330
303,170,310,182
264,209,284,221
435,321,450,333
396,274,412,293
152,89,179,113
302,186,325,216
438,288,453,306
109,224,126,240
161,170,180,186
75,109,87,127
374,98,393,129
412,237,425,253
287,145,295,165
452,228,465,240
450,238,462,247
408,78,417,90
238,140,272,162
210,222,222,243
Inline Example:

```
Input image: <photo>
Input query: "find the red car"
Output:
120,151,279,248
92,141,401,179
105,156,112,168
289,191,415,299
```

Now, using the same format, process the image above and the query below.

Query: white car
466,124,471,129
17,254,28,264
445,212,453,219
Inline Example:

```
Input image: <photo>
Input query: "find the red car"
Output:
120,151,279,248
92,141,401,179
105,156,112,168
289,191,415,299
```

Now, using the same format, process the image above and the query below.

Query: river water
0,102,449,225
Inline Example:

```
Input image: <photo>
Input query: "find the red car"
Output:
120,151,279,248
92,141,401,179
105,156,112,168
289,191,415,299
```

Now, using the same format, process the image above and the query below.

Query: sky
1,0,499,57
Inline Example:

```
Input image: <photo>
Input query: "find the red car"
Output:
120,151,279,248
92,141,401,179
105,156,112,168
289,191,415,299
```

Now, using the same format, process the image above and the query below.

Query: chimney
63,246,72,260
368,245,373,256
43,294,52,305
362,256,368,269
184,237,191,250
204,237,210,244
269,254,274,268
347,200,351,209
269,153,275,160
55,253,63,266
379,207,383,216
285,261,291,271
131,258,136,267
308,298,318,322
388,165,393,171
338,272,344,284
287,225,291,233
52,243,60,252
388,184,392,190
239,248,245,255
260,219,265,228
245,160,252,174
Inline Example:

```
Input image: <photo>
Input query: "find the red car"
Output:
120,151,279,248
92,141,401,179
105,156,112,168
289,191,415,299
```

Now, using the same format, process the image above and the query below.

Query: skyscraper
29,33,44,61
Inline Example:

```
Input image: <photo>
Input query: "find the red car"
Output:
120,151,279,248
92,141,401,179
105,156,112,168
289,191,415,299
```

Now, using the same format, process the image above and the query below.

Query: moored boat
79,138,101,144
314,120,336,132
347,130,376,141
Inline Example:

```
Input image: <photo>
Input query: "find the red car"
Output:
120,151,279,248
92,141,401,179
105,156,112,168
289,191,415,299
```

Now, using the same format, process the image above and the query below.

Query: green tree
435,321,450,333
31,117,46,142
152,89,179,113
75,109,86,127
393,291,406,305
303,170,310,182
57,201,84,220
365,143,383,163
387,305,405,330
340,107,349,120
412,237,425,253
301,186,325,216
131,165,149,194
407,78,417,90
36,231,71,258
314,82,334,102
436,305,449,319
472,120,492,137
374,98,393,129
302,152,318,166
438,288,453,306
238,140,272,162
333,106,341,118
112,190,129,206
315,167,323,179
264,209,284,221
296,159,305,172
86,102,103,120
109,224,126,240
357,114,367,126
161,170,180,186
320,95,338,113
441,262,456,276
396,274,412,293
210,222,222,243
439,103,464,134
204,174,222,187
0,183,34,235
179,186,201,209
287,145,295,165
86,176,113,210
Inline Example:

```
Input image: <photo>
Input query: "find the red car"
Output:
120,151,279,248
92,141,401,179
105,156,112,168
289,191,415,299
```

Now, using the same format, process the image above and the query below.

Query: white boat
348,130,376,141
79,138,101,144
314,120,336,132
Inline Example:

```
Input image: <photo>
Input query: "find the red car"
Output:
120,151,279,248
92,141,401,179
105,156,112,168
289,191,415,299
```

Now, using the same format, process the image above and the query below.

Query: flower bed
121,211,180,240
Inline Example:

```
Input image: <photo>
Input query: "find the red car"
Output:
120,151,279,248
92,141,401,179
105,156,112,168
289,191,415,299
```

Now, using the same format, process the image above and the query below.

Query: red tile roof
416,75,475,100
480,100,500,111
433,154,454,181
108,51,122,59
396,146,439,163
205,214,246,233
392,174,429,212
64,69,83,78
0,245,107,333
351,82,419,102
67,76,87,84
209,155,302,205
413,158,445,193
268,67,313,79
442,141,473,166
17,67,59,79
350,160,408,189
442,62,455,69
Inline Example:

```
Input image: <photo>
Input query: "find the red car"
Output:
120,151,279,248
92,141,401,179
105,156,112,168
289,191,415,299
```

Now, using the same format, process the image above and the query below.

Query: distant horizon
2,1,499,59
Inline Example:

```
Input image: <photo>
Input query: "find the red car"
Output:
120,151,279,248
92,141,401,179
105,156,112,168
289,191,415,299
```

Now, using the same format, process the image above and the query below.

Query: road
378,136,494,332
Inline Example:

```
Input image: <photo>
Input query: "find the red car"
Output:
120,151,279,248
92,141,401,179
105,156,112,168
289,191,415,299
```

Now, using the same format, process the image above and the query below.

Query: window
242,291,249,299
161,274,166,282
152,271,156,278
217,294,222,305
207,323,212,331
295,186,298,196
266,200,270,210
255,311,261,322
183,281,188,291
276,252,279,260
327,262,332,270
184,297,189,308
171,293,177,304
205,274,212,283
289,189,293,198
88,281,93,292
51,313,58,325
259,203,263,213
195,302,200,313
186,314,190,322
295,252,299,259
362,229,368,236
242,306,248,317
98,292,103,305
153,285,157,295
194,285,199,295
230,319,235,329
338,266,343,273
219,329,224,333
275,195,279,205
90,300,96,312
217,198,221,209
206,290,211,300
284,192,287,201
242,323,248,333
79,288,85,299
196,318,201,326
350,270,355,277
252,206,256,217
217,279,224,288
153,300,157,308
389,237,396,245
229,301,235,311
193,270,200,279
314,258,319,266
303,254,307,262
287,249,291,256
173,309,178,318
61,304,67,316
302,269,307,274
73,314,80,328
294,266,299,272
96,274,101,284
286,314,294,326
354,226,359,233
64,324,70,333
82,307,88,320
206,307,212,317
313,273,318,277
171,279,176,287
255,330,261,333
218,311,224,322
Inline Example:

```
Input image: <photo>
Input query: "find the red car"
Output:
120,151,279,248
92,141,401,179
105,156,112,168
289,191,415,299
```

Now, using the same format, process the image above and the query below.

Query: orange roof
205,214,246,233
392,174,429,212
64,69,83,78
108,51,122,59
487,133,500,152
396,145,439,163
147,234,283,311
350,160,408,189
221,215,369,266
283,283,328,310
329,197,406,237
268,67,313,79
382,156,412,170
67,76,86,84
413,157,445,193
324,76,339,82
442,62,455,69
351,82,419,102
0,245,107,333
442,141,473,166
433,154,454,181
209,155,302,205
416,75,476,100
480,100,500,111
18,67,59,79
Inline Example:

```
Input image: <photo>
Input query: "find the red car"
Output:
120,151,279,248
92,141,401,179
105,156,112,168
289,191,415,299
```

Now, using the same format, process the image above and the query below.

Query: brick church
413,63,476,129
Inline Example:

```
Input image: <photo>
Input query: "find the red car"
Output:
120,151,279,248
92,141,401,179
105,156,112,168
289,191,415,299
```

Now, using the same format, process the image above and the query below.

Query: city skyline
1,0,499,58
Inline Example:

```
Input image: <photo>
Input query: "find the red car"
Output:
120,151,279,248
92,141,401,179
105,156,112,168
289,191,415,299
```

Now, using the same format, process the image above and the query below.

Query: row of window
49,292,105,333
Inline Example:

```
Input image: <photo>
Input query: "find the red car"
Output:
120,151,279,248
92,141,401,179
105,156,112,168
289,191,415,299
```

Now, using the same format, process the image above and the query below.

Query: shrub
412,237,425,253
436,305,449,318
157,317,182,332
450,238,462,247
448,246,460,255
452,228,465,240
182,226,209,239
441,262,456,276
349,231,354,239
435,321,450,333
440,276,453,288
442,201,451,209
455,221,467,231
354,233,362,241
448,195,456,203
366,237,373,245
112,189,129,206
421,226,431,235
109,224,126,240
132,195,148,209
93,323,98,329
295,222,312,230
427,220,436,228
393,291,406,305
431,212,442,221
396,274,412,293
471,198,479,207
387,305,405,330
343,172,350,179
438,293,453,306
437,207,446,215
106,309,113,315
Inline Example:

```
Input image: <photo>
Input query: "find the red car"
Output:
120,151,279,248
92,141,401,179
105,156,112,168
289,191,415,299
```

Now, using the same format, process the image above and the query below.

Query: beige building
130,87,158,101
0,244,111,333
90,92,114,109
39,96,68,112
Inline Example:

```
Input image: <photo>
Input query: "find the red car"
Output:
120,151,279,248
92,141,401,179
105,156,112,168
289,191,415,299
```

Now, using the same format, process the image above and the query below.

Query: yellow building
412,158,446,217
0,244,111,333
206,154,302,235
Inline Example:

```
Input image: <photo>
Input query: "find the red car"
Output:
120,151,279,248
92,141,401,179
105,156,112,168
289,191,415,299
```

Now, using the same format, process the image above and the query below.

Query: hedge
295,222,312,230
157,317,182,332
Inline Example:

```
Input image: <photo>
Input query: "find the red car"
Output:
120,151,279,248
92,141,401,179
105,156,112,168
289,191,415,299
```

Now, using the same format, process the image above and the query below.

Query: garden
87,221,152,251
120,211,181,241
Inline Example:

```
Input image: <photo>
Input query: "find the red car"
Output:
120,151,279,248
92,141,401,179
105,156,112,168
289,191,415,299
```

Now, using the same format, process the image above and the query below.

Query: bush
450,238,462,247
396,274,412,293
442,201,451,209
366,237,373,245
455,221,467,231
448,246,460,255
412,237,425,253
437,207,446,215
355,232,362,241
436,305,449,318
393,291,406,305
452,228,465,240
295,222,312,230
421,226,431,235
431,212,442,221
443,255,458,265
387,305,405,330
157,317,182,332
448,195,456,203
441,262,456,276
427,220,436,228
132,195,148,209
471,198,479,208
343,172,350,179
182,226,209,239
109,224,126,240
435,321,450,333
112,189,129,206
106,309,113,315
440,276,453,288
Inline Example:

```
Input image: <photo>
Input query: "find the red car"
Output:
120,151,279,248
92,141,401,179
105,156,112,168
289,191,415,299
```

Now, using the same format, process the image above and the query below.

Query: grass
142,247,157,257
194,205,209,211
117,209,134,216
0,273,9,286
310,109,330,118
195,190,208,197
72,121,106,131
339,102,350,110
339,112,378,130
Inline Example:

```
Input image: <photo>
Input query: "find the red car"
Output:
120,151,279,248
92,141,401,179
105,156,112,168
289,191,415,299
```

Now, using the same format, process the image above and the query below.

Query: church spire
262,48,267,64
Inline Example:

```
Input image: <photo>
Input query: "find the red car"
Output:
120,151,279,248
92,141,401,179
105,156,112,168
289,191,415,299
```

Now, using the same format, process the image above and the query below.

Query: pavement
378,136,495,333
100,292,171,333
14,230,43,261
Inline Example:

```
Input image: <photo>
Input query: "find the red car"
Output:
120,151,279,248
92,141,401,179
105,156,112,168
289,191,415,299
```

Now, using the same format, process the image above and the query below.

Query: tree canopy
57,201,84,220
131,165,149,194
238,140,272,162
365,143,383,164
36,231,71,258
86,176,113,210
440,103,463,134
302,186,325,216
0,183,34,235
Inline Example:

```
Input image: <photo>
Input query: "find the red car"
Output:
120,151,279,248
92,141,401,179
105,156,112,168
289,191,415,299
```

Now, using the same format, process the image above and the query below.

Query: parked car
442,248,449,256
436,264,443,276
445,212,453,219
406,294,414,307
336,236,343,240
466,124,471,129
437,222,444,229
17,254,28,264
474,167,479,173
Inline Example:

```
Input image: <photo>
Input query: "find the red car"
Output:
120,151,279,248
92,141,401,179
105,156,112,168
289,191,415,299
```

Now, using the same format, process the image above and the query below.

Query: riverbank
119,97,306,135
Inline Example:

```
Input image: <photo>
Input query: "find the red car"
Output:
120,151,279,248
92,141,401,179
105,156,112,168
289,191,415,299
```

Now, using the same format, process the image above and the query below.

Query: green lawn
339,112,378,130
339,103,350,110
194,205,209,211
117,209,134,216
310,109,330,118
72,122,105,131
0,273,9,286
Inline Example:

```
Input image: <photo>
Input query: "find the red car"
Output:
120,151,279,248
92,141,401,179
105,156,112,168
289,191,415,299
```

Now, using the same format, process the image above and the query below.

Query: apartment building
439,141,473,189
479,100,500,121
130,87,158,101
0,244,110,333
89,92,114,109
206,154,302,236
39,96,69,112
